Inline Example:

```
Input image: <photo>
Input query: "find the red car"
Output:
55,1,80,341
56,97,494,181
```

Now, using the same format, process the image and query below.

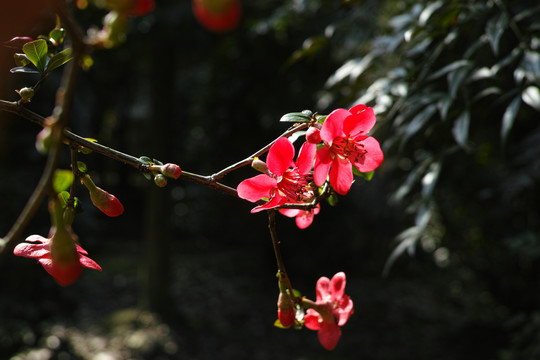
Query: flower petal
250,193,286,213
279,208,301,218
330,272,346,300
335,295,354,326
329,158,353,195
316,276,331,302
78,253,102,271
267,137,295,176
25,234,50,244
352,136,384,173
317,322,342,351
295,206,320,229
237,174,277,202
320,108,348,144
344,105,376,137
296,142,316,175
304,309,322,330
313,147,332,186
13,242,50,258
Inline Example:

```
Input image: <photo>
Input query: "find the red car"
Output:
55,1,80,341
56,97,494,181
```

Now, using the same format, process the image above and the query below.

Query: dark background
1,0,540,359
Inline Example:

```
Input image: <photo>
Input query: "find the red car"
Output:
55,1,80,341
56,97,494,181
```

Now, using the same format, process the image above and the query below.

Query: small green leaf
45,48,73,73
49,28,65,45
10,67,41,74
355,169,374,181
452,111,470,148
486,13,508,56
501,96,521,143
13,53,29,67
522,86,540,111
77,161,88,173
22,39,48,72
53,170,74,193
139,156,153,164
327,193,339,206
58,191,70,207
279,112,312,123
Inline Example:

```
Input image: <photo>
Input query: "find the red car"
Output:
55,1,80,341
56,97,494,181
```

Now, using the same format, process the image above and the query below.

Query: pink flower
82,175,124,217
279,203,320,229
304,272,353,350
314,104,383,195
14,230,102,286
237,137,316,213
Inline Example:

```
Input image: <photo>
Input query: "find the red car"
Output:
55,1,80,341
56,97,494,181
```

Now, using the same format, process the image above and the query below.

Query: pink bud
82,175,124,217
277,292,296,328
161,163,182,179
306,127,322,144
154,174,168,187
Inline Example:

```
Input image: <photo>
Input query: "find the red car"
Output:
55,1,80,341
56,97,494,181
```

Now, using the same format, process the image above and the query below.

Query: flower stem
267,209,297,302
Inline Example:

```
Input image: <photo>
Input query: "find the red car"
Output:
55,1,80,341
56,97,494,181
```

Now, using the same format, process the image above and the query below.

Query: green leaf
53,169,74,193
13,53,29,67
77,161,87,173
501,96,521,143
10,67,40,74
352,167,374,181
58,191,70,207
139,156,153,164
49,28,65,45
22,39,48,72
326,193,339,206
522,86,540,111
45,48,73,73
452,111,470,148
279,112,312,123
486,13,508,56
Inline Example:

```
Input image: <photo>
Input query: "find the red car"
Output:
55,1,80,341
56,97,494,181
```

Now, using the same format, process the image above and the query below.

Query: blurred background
1,0,540,359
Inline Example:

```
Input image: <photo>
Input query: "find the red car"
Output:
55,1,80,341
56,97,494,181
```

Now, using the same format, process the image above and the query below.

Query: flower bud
251,157,269,175
306,127,322,144
81,175,124,217
16,87,34,103
154,174,168,188
161,163,182,179
277,292,296,328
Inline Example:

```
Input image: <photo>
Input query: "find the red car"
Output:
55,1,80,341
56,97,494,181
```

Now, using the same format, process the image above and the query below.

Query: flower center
276,168,314,202
330,136,367,164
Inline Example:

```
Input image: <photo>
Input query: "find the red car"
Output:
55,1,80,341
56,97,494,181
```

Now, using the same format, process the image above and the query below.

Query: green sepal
53,169,74,193
22,39,48,73
279,111,313,123
273,319,289,329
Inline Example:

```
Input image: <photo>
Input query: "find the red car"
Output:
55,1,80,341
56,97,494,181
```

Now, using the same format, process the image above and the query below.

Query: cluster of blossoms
238,104,383,228
276,272,354,350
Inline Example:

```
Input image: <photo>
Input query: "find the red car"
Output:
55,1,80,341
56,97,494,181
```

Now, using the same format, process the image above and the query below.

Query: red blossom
128,0,154,16
237,137,316,213
161,163,182,179
304,272,353,350
279,203,320,229
13,231,102,286
314,104,383,195
192,0,241,32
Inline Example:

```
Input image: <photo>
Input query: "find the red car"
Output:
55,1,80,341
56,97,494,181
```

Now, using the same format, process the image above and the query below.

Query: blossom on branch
279,203,320,229
237,137,316,213
13,228,102,286
313,104,383,195
81,174,124,217
192,0,241,32
304,272,353,350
